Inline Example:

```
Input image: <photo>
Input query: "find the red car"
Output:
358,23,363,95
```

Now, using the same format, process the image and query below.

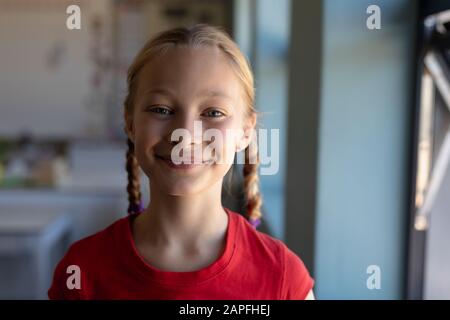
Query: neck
139,179,228,248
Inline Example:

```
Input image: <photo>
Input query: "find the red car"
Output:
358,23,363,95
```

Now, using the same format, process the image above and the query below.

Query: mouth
155,154,214,170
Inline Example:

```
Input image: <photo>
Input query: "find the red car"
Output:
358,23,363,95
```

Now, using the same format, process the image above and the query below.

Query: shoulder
47,216,127,299
64,216,125,262
231,211,314,299
281,244,315,299
231,211,281,253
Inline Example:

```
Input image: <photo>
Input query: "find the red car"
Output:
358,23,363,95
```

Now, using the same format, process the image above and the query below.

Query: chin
145,162,231,196
161,181,210,196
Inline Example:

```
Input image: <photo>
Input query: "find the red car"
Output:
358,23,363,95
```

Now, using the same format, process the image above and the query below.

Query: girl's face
127,46,255,196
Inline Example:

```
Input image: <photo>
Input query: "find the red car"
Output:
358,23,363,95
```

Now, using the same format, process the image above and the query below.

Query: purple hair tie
249,218,261,228
129,202,144,215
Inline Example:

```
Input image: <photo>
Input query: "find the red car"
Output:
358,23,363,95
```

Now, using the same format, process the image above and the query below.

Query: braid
243,145,262,228
126,138,143,215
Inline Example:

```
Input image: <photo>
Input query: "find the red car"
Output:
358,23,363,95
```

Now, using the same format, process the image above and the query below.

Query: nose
166,112,203,148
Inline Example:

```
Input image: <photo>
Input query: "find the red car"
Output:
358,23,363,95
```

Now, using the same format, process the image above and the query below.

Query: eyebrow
142,87,234,100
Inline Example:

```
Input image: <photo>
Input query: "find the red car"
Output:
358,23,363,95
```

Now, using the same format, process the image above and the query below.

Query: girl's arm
305,289,315,300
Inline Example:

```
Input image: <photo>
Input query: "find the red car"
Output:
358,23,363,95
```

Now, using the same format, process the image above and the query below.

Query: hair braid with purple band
128,201,144,215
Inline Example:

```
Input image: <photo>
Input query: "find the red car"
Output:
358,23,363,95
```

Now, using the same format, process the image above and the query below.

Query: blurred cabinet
0,207,72,299
0,189,127,299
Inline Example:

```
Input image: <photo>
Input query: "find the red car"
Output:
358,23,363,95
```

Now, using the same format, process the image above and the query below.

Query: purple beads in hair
128,202,144,215
249,217,261,228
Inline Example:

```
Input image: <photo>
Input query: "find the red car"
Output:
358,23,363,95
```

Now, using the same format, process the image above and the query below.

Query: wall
315,0,417,299
286,0,417,299
254,0,291,239
0,0,113,139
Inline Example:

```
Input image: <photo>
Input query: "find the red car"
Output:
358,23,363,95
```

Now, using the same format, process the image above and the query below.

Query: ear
124,112,135,144
236,113,257,152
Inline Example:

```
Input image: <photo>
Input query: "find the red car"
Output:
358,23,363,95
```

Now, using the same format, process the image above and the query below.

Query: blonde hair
123,24,262,227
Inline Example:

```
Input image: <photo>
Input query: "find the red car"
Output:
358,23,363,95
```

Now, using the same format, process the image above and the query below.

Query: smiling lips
155,154,214,170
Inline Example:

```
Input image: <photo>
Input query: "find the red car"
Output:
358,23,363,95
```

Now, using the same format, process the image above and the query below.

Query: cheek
134,117,166,147
132,118,168,171
204,121,240,165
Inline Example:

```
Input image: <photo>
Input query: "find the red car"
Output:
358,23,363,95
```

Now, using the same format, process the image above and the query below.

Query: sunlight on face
130,46,253,196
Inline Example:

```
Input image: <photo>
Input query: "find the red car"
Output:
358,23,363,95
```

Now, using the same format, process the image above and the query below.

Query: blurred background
0,0,449,299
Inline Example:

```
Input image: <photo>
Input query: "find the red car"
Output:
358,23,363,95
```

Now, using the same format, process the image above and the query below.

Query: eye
203,109,225,118
148,106,173,116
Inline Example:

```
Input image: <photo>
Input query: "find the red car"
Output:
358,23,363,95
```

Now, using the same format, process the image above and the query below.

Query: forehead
135,46,244,103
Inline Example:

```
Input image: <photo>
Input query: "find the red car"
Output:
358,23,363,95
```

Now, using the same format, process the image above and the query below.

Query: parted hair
123,24,262,226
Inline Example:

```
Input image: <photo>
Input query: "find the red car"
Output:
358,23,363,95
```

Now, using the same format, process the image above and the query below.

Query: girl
48,24,314,300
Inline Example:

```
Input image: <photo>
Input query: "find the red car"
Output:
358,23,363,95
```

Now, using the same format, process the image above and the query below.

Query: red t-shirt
48,207,314,299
